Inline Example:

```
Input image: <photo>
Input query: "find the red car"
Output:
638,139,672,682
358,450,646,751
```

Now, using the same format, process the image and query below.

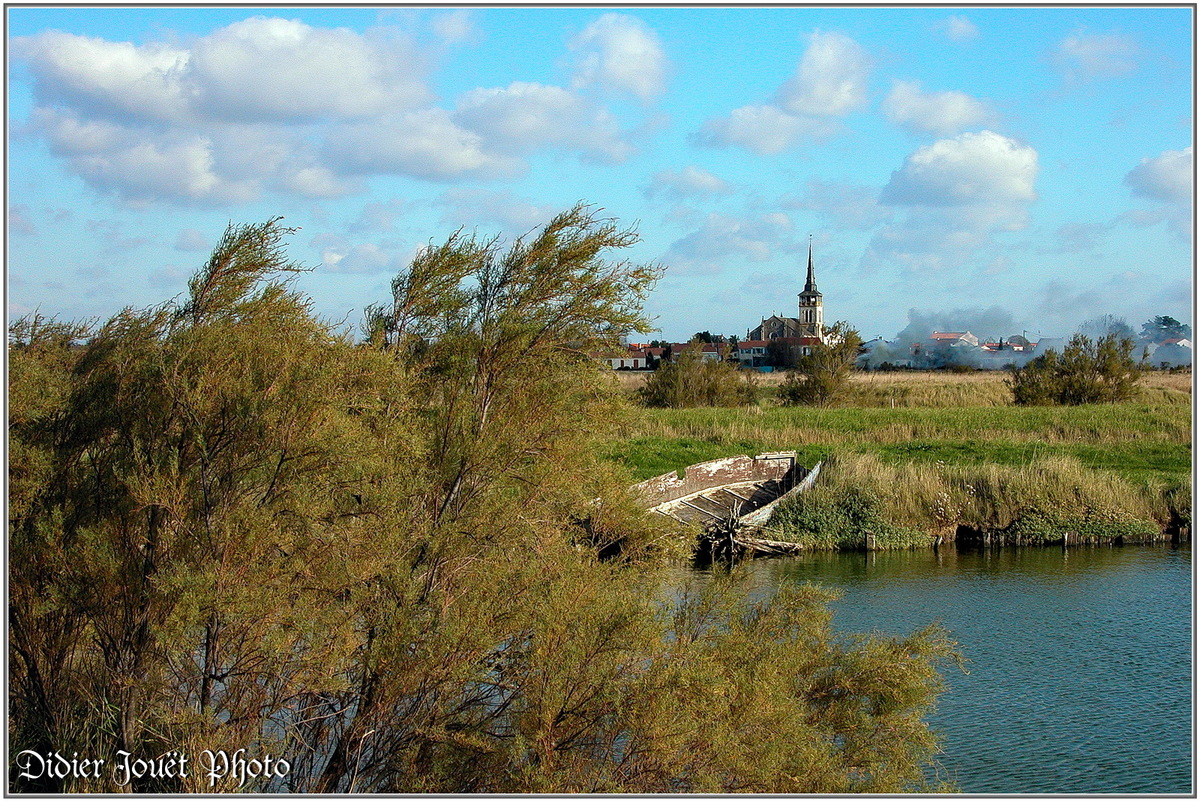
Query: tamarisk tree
10,208,959,794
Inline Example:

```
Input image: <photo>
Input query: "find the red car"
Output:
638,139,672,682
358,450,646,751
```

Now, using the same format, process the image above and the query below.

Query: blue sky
7,6,1193,343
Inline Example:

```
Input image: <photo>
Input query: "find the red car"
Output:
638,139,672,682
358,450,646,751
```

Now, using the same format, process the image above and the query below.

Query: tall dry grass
608,368,1191,407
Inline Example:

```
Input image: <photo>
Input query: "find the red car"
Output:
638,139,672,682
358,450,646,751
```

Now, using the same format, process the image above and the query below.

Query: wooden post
865,531,876,551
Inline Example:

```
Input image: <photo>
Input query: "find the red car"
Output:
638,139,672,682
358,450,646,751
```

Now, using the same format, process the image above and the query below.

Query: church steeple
804,234,818,294
797,234,824,341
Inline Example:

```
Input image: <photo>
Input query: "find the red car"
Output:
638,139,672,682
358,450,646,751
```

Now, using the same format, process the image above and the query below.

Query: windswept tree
11,209,959,794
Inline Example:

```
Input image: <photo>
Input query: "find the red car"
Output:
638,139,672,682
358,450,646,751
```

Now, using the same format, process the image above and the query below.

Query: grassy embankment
601,370,1192,550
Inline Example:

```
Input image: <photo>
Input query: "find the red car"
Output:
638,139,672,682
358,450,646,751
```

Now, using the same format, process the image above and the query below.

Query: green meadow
601,371,1192,546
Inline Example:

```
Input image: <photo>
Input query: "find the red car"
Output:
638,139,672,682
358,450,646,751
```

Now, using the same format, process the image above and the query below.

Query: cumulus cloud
187,17,430,123
454,82,632,163
868,131,1039,272
698,30,868,154
938,16,979,43
13,16,642,203
1048,221,1107,254
33,108,257,204
695,104,835,155
1125,146,1192,205
351,199,408,235
645,166,732,201
311,232,408,275
431,10,477,45
882,80,996,136
325,108,518,181
570,13,667,101
881,130,1037,209
776,30,871,117
1052,29,1138,84
663,212,795,275
13,31,191,124
1124,146,1193,239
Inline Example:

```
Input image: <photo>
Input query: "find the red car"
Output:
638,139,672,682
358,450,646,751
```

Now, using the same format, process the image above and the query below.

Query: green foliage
638,341,757,408
1000,508,1159,545
778,322,864,406
1008,333,1141,405
767,484,929,550
9,209,955,794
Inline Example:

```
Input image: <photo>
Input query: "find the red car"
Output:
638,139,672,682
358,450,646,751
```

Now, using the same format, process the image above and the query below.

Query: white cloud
882,80,996,137
698,30,867,154
938,16,979,43
663,212,795,276
696,104,832,155
1052,29,1138,84
326,108,518,181
312,233,408,275
454,82,632,163
431,10,477,45
777,30,871,117
13,31,191,123
188,17,430,123
33,108,257,204
1124,146,1193,240
570,13,667,101
1125,147,1193,205
351,199,408,235
646,166,732,201
881,130,1037,209
868,131,1039,273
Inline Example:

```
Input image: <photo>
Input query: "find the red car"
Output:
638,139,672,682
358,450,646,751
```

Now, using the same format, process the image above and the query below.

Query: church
744,238,826,360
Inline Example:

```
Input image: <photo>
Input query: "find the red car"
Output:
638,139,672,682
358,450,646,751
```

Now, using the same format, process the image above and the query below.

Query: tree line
9,209,959,793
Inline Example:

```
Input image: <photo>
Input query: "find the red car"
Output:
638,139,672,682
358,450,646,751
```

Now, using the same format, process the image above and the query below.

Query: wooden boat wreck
630,452,822,559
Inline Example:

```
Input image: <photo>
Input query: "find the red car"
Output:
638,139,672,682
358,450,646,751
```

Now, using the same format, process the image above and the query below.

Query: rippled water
734,544,1193,794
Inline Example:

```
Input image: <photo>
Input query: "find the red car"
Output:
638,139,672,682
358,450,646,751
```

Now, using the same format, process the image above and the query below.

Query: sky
6,5,1194,343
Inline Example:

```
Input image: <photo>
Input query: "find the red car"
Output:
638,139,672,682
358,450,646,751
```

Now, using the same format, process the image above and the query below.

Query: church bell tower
797,236,824,341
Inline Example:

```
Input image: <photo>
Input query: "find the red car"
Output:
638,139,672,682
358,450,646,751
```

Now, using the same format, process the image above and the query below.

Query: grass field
599,369,1192,547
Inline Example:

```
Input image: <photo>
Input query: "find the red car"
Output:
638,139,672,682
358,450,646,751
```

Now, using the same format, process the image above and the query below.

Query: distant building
929,331,979,348
746,238,826,359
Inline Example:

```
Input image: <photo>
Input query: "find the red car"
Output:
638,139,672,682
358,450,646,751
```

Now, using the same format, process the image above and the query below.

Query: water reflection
701,544,1192,794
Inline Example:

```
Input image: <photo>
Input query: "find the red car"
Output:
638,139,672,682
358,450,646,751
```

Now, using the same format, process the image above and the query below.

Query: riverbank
601,371,1191,551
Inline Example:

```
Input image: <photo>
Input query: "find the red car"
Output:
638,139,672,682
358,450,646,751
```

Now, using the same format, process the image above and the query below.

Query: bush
1008,333,1140,405
639,343,757,407
767,484,928,550
778,323,863,406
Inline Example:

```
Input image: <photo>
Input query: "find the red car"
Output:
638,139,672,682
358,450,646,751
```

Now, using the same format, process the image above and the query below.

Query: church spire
804,234,817,293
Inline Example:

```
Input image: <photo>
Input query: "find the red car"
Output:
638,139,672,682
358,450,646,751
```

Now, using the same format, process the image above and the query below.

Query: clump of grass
776,452,1174,548
764,483,930,550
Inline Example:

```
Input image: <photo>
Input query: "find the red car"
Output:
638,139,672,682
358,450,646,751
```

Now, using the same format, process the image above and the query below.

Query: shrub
777,322,864,406
639,342,757,407
767,484,928,550
1008,333,1140,405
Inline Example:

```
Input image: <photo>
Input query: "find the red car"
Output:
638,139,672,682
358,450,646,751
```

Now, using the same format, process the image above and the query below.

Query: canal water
725,544,1193,794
